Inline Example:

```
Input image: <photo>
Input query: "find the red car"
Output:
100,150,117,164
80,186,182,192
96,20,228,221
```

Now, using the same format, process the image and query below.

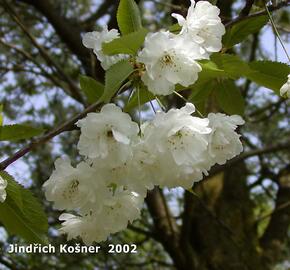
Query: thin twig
151,0,183,11
225,1,290,28
208,141,290,177
0,100,103,171
238,0,255,18
0,39,65,91
2,0,86,104
137,85,142,127
248,99,286,118
256,200,290,223
265,3,290,62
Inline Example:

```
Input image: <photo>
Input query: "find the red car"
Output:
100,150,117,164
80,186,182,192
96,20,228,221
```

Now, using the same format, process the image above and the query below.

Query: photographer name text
5,243,137,254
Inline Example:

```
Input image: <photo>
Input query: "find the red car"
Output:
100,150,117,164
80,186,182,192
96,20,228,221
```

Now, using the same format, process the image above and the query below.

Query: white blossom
43,157,101,212
137,31,204,95
141,103,212,188
59,191,143,244
82,26,128,70
144,103,211,167
153,151,205,189
76,103,139,165
0,176,7,203
207,113,245,165
172,0,225,56
280,74,290,98
59,213,109,245
128,140,156,194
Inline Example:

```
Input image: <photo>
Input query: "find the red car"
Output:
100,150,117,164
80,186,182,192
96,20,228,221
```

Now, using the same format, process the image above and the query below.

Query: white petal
171,13,186,26
112,129,130,145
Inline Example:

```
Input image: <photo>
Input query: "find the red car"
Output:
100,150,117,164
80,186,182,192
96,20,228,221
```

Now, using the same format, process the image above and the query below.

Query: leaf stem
265,3,290,62
149,100,157,114
173,91,204,117
137,85,142,127
173,90,188,103
155,96,166,111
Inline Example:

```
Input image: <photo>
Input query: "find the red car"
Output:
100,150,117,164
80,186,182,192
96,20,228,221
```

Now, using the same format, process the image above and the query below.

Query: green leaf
246,60,290,93
223,15,268,48
211,55,289,94
100,60,134,103
124,84,154,112
117,0,142,35
79,75,104,104
0,171,48,244
211,53,252,79
169,23,181,33
189,80,215,115
216,79,245,115
198,60,225,81
0,124,43,141
176,60,225,94
102,28,148,56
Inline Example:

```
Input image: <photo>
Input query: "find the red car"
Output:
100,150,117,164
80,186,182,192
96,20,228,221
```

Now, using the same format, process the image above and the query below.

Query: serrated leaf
246,61,290,93
117,0,142,35
79,75,104,104
175,60,225,94
223,15,268,48
102,28,148,56
0,124,43,141
0,171,48,244
198,60,225,81
211,53,252,79
189,80,215,115
100,60,134,103
216,79,245,115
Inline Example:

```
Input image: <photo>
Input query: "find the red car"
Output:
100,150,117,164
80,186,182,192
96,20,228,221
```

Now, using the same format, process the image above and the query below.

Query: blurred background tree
0,0,289,269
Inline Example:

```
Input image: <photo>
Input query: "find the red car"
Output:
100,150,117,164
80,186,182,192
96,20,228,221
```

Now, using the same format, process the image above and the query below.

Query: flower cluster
83,1,225,95
43,0,244,244
137,0,225,95
0,175,7,203
43,103,244,244
280,74,290,98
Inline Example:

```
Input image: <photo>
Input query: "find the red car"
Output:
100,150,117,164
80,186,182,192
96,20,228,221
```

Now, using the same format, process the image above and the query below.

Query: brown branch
260,166,290,264
0,257,20,270
0,39,64,90
13,0,91,71
81,0,115,31
152,0,183,11
145,188,186,269
2,0,86,105
247,99,286,118
243,33,259,97
239,0,255,18
127,225,155,238
179,191,197,269
0,101,103,171
257,200,290,223
225,1,290,28
249,101,285,123
0,66,45,76
208,141,290,177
